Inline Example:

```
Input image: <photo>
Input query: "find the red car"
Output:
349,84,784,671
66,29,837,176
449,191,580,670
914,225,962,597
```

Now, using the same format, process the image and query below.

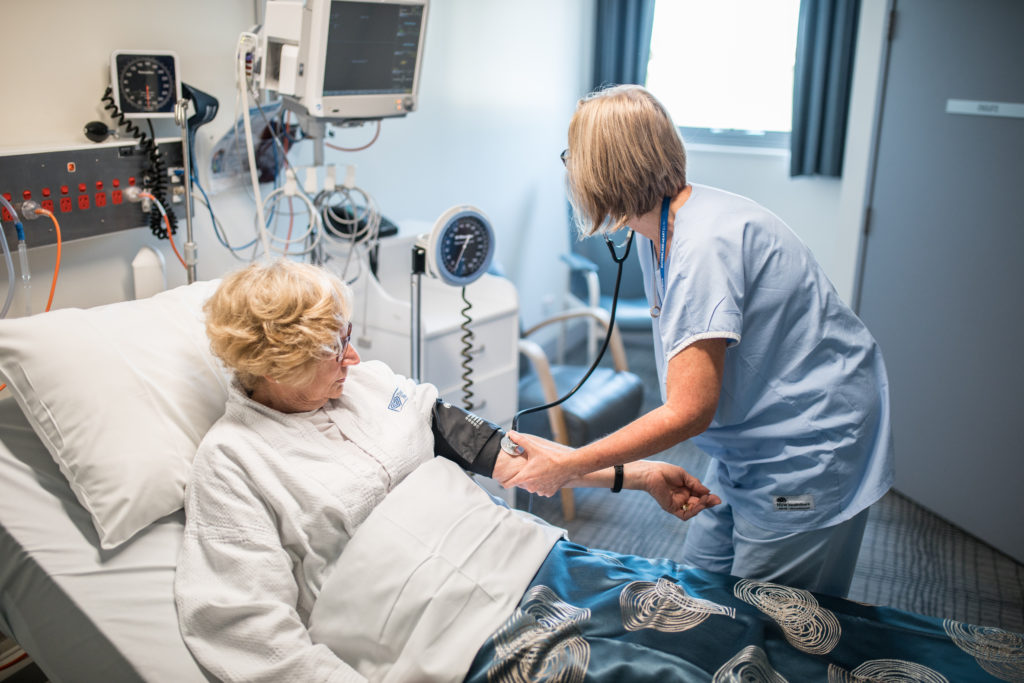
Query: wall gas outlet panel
0,139,184,251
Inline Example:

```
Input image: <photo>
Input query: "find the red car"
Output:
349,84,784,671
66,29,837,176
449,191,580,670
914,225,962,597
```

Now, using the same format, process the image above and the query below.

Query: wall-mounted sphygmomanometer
82,50,185,243
81,50,215,285
109,51,182,118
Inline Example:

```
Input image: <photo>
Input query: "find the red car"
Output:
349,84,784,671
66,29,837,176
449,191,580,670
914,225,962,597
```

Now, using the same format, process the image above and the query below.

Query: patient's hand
491,449,527,486
634,460,721,522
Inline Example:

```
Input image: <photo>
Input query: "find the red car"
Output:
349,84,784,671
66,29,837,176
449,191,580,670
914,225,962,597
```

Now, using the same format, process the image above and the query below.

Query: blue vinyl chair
517,307,644,520
563,225,653,359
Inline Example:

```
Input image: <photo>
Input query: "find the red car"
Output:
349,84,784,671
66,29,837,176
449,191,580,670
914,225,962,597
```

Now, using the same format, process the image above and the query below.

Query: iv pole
174,98,198,284
410,244,426,381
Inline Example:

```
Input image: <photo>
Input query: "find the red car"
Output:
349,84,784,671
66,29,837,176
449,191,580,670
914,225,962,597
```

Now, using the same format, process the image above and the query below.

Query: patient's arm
426,400,712,516
429,399,505,477
176,453,361,683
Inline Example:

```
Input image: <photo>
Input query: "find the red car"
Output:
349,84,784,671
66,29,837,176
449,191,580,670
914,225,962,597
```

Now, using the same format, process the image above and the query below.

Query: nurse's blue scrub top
636,184,894,532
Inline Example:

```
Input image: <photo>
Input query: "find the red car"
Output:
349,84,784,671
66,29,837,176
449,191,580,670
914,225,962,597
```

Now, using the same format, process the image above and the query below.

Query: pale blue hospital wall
0,0,594,326
0,0,889,320
0,0,258,310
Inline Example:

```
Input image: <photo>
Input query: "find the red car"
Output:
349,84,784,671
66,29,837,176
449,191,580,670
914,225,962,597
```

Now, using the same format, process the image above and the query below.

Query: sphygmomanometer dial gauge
110,51,181,118
427,206,496,286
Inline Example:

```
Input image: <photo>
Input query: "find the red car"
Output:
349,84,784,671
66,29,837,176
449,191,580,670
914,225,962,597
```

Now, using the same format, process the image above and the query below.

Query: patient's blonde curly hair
204,260,352,391
567,84,687,236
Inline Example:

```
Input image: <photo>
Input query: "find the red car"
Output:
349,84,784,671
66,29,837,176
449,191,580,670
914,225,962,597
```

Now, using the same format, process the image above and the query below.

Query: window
645,0,801,149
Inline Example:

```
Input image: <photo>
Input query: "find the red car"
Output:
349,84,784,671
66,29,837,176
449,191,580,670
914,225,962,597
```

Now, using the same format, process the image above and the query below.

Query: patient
174,260,719,682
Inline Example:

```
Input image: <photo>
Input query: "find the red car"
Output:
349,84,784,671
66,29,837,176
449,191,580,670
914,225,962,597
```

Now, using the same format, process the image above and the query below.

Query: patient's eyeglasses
560,148,569,166
332,322,353,362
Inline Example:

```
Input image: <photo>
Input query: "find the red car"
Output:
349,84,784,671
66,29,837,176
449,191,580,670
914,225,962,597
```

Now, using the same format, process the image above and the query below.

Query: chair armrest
517,338,571,445
521,307,630,372
559,252,598,273
560,253,600,310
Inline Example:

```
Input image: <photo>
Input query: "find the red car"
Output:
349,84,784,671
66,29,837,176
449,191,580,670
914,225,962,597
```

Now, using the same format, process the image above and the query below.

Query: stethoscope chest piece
650,305,661,318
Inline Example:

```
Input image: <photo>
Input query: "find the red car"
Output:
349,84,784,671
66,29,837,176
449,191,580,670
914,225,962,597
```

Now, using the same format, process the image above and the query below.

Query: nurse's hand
633,460,721,522
499,431,581,496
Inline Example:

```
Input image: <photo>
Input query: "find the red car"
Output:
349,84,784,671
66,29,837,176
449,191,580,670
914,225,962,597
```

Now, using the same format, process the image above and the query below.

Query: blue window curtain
790,0,862,177
592,0,657,90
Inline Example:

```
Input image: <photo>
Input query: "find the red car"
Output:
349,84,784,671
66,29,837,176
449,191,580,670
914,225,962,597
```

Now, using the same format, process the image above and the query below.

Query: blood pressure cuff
430,400,502,478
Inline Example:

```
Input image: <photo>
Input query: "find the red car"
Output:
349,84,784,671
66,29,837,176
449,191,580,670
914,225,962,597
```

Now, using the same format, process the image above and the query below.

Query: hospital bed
0,395,210,681
1,281,1022,682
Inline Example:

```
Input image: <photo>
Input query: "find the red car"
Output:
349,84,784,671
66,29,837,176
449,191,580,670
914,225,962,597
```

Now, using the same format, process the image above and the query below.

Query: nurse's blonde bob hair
204,260,352,391
567,84,687,236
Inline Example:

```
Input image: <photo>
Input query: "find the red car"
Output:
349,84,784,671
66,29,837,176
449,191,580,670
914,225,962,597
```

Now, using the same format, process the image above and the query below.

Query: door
857,0,1024,562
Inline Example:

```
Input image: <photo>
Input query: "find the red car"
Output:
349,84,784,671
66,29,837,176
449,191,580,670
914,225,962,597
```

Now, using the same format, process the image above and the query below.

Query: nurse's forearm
566,337,724,477
560,461,650,491
571,403,708,476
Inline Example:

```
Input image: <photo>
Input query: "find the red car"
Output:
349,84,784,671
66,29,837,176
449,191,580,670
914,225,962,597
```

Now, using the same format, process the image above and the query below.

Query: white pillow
0,280,230,549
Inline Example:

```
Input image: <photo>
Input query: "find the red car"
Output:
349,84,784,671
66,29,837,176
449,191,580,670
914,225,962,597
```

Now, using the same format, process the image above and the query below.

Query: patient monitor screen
323,1,424,96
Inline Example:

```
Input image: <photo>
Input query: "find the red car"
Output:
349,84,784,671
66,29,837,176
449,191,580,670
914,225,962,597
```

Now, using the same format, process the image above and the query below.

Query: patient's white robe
175,361,449,682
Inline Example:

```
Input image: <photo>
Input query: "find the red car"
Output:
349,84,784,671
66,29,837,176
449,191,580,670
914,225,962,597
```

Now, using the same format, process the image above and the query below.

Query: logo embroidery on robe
388,387,408,412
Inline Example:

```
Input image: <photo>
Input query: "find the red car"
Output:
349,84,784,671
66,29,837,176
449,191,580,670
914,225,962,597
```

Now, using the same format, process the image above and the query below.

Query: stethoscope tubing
511,229,635,432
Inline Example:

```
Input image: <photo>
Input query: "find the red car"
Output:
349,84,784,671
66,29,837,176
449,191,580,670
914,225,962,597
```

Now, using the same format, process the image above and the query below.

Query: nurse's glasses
560,148,569,166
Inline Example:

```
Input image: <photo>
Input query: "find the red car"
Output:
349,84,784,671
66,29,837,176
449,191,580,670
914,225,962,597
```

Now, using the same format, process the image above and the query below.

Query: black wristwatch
611,464,624,493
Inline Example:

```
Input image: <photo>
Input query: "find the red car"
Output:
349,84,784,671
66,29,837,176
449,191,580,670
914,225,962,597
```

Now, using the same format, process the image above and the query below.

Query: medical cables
236,31,271,258
259,170,323,257
0,195,19,319
324,119,382,153
136,191,187,269
0,197,63,319
0,203,63,393
315,166,382,282
231,33,388,266
191,175,255,261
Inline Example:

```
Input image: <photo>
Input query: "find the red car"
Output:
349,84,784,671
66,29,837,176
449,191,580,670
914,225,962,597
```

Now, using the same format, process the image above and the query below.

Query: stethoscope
502,198,669,510
503,224,636,458
508,203,655,434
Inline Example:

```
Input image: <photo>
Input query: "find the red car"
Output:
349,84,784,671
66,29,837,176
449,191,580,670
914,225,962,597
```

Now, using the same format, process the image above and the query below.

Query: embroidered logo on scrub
388,387,408,412
773,495,814,511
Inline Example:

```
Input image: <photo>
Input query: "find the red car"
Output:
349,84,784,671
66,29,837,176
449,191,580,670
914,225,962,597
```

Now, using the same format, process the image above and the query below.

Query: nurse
505,84,895,598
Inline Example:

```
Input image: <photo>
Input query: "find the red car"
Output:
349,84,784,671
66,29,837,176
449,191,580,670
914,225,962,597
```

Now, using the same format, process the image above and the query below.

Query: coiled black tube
459,286,475,411
100,87,178,239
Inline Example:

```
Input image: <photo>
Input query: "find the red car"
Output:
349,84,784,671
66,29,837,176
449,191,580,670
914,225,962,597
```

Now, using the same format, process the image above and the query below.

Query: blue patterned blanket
465,541,1024,682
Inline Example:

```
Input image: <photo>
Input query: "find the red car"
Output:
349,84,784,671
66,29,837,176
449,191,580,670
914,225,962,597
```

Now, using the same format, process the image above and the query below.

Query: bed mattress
0,395,211,682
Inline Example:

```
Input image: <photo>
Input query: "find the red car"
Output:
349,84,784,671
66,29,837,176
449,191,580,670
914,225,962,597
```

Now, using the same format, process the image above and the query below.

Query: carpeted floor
523,329,1024,633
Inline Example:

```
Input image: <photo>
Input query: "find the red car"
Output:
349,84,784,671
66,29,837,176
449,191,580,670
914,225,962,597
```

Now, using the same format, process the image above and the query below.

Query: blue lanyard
657,195,670,288
649,196,671,318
